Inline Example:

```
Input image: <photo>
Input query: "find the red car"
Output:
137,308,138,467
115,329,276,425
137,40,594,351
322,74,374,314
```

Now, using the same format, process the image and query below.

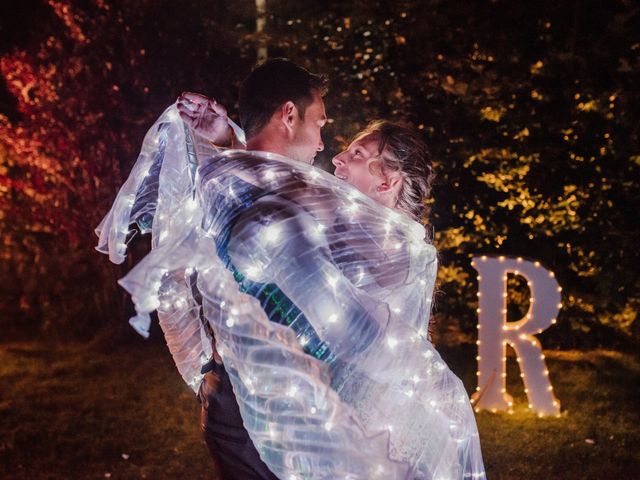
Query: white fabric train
96,104,486,479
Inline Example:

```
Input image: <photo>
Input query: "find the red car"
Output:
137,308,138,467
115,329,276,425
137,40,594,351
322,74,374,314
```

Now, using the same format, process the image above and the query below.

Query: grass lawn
0,337,217,480
1,337,638,479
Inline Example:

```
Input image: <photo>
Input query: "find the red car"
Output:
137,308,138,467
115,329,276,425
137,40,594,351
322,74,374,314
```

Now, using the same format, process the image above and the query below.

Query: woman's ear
377,171,403,195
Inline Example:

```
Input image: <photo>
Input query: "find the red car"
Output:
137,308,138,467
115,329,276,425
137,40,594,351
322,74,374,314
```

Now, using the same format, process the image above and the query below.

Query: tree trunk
256,0,267,63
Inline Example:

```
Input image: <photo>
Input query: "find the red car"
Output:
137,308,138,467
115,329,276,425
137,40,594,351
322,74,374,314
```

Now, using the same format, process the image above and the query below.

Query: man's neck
245,130,289,158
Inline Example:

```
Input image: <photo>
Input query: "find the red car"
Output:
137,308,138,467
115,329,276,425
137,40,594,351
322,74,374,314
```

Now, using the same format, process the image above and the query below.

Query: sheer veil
96,104,486,479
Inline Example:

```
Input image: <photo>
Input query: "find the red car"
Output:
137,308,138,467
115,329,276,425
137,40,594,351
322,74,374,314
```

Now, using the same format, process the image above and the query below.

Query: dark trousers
201,362,279,480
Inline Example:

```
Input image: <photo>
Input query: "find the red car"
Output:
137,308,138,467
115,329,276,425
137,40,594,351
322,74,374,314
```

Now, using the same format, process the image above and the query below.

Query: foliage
0,0,248,335
0,0,638,346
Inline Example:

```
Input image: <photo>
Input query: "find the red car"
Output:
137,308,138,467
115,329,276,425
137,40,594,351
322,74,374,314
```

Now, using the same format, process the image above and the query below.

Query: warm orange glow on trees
0,0,246,334
0,0,637,345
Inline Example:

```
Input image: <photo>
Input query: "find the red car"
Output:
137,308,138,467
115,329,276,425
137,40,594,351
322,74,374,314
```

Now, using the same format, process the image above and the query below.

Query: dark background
1,0,638,347
0,1,639,478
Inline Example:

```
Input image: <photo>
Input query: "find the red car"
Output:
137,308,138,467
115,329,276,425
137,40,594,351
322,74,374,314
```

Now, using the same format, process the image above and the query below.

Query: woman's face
332,134,385,196
332,133,402,208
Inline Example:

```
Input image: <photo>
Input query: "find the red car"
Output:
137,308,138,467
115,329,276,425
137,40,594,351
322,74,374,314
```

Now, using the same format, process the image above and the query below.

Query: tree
1,0,637,347
0,0,248,335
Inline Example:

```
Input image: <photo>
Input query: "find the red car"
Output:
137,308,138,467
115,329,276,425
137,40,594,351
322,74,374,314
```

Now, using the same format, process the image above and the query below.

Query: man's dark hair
239,58,328,139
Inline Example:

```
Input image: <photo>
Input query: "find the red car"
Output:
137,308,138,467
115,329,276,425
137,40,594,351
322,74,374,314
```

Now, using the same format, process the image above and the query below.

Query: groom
179,59,329,480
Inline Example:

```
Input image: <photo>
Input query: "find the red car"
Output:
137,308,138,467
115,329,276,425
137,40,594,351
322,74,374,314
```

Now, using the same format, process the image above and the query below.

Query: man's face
287,90,327,164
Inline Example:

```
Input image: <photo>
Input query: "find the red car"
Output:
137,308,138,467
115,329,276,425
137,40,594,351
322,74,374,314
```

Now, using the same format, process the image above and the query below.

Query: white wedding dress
96,105,486,479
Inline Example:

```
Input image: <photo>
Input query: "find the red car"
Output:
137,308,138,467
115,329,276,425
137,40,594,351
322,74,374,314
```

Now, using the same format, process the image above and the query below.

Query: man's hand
197,335,224,408
177,92,231,145
197,371,221,409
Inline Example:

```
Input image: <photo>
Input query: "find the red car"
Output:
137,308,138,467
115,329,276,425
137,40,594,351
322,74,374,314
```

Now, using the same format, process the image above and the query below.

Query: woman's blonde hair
351,120,435,227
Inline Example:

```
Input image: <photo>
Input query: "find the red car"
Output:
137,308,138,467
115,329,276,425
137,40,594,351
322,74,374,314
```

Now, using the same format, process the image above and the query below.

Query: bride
96,73,486,479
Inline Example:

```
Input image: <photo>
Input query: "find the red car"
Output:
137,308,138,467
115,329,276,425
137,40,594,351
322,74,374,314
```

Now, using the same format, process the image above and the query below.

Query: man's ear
279,101,298,133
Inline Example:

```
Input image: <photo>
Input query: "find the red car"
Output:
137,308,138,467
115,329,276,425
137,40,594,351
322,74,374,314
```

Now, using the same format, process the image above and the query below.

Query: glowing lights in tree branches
470,256,562,417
